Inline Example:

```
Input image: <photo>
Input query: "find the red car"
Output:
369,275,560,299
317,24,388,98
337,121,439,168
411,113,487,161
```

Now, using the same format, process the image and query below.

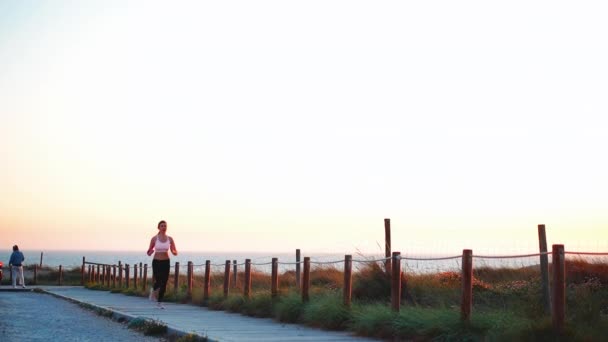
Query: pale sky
1,1,607,254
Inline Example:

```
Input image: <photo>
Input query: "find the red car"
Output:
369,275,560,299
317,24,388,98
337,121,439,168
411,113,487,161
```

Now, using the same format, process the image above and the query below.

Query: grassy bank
77,258,608,340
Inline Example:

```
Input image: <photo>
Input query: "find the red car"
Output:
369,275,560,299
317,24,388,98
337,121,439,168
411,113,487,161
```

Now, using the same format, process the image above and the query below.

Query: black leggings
152,259,170,302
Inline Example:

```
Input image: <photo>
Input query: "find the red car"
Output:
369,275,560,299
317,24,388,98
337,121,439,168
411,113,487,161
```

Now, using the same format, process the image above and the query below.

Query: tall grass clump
224,295,246,313
350,304,396,338
274,292,305,323
352,261,409,303
207,293,226,311
302,293,351,330
127,317,168,336
242,292,274,317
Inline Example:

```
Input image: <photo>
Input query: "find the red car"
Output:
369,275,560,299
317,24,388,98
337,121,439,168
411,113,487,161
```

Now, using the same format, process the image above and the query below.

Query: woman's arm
147,237,156,256
169,237,178,256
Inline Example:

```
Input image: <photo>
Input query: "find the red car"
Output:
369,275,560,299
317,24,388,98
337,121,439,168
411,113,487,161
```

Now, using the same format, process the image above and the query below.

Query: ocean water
0,249,562,274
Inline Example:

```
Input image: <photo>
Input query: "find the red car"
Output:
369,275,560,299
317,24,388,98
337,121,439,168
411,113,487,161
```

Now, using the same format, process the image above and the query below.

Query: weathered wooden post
33,264,38,285
40,252,43,268
461,249,473,322
106,265,111,287
112,265,117,287
385,219,392,273
344,255,352,307
271,258,279,298
174,262,180,292
134,264,138,289
538,224,551,314
391,252,401,311
244,259,252,299
81,257,86,285
296,249,301,290
232,260,237,288
142,264,148,291
302,257,310,302
118,261,123,287
139,262,143,280
186,261,193,300
58,265,63,286
552,244,565,334
185,261,192,299
125,264,130,288
88,265,92,282
203,260,211,300
96,264,100,283
223,260,231,298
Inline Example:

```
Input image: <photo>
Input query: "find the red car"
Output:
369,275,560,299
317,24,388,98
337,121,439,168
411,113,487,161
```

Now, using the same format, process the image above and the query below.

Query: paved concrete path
36,286,375,342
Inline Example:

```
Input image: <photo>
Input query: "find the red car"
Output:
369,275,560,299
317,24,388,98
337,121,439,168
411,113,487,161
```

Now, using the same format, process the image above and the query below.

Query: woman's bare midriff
154,252,170,260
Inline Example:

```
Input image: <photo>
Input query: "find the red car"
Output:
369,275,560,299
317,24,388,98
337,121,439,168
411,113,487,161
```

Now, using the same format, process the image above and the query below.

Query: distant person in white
9,245,26,288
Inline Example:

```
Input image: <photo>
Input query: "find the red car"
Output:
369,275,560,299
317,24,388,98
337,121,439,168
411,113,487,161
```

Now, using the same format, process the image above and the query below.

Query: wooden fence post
552,244,565,334
134,264,138,289
58,265,63,286
391,252,401,311
223,260,231,298
106,265,111,287
271,258,279,298
118,261,123,287
96,264,100,283
296,249,301,291
538,224,551,314
81,257,85,285
232,260,237,288
142,264,147,291
204,260,211,301
186,261,193,300
112,265,117,287
88,265,91,282
139,262,143,280
40,252,43,268
385,218,392,273
461,249,473,322
344,255,352,307
125,264,130,288
34,264,38,285
302,257,310,302
174,262,180,292
244,259,252,299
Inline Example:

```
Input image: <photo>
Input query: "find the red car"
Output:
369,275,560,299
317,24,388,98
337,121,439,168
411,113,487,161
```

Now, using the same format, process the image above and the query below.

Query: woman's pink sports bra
155,236,171,253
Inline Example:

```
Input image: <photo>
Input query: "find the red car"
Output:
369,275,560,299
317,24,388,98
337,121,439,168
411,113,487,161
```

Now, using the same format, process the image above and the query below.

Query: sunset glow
1,1,607,254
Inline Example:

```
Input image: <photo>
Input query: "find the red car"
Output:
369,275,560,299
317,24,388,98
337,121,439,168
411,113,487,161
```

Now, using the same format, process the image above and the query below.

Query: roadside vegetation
7,258,607,340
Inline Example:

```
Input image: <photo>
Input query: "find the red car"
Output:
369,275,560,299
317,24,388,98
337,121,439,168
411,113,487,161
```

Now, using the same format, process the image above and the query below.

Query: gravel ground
0,292,167,342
